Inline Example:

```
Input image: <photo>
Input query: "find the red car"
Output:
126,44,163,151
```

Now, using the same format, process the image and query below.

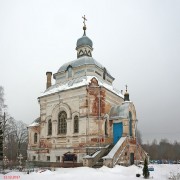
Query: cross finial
82,15,87,27
82,15,87,35
125,84,128,92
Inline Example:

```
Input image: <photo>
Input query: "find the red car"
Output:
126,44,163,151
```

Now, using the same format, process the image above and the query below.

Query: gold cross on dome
82,15,87,26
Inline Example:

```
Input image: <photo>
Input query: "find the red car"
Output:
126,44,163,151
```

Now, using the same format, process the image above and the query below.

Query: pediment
89,77,99,87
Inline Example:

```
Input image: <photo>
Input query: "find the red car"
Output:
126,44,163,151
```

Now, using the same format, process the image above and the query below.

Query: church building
27,17,147,168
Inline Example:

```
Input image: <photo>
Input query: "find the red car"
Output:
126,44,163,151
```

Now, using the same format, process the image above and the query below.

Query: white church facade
27,17,147,168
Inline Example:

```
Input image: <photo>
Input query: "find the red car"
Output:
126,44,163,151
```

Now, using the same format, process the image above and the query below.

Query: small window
56,156,60,162
74,116,79,133
34,133,37,144
103,68,107,80
33,156,36,161
47,156,50,161
105,119,108,135
48,119,52,135
68,66,72,78
129,112,132,137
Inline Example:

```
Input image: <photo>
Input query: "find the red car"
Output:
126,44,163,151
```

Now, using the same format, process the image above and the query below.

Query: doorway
113,122,123,144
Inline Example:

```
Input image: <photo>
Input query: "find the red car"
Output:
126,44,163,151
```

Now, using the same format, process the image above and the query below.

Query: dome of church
76,35,93,48
58,56,103,73
57,17,113,79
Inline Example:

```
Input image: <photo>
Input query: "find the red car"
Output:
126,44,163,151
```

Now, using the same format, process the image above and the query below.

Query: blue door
113,122,123,144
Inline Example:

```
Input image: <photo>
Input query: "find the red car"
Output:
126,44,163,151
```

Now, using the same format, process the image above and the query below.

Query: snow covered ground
0,164,180,180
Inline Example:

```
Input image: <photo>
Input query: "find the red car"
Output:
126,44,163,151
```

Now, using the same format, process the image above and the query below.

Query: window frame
105,118,108,136
67,66,72,78
47,156,50,162
58,111,67,134
33,156,36,161
48,119,52,135
34,133,38,144
56,156,60,162
74,115,79,133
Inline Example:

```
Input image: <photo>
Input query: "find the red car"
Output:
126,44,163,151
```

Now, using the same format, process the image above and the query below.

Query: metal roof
40,75,123,98
109,103,130,119
28,117,40,127
57,56,114,79
76,35,93,48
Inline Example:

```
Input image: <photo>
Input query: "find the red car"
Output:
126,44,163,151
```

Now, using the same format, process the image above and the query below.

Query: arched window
105,119,108,135
34,133,37,144
48,119,52,135
74,116,79,133
67,66,72,78
129,112,132,137
58,111,67,134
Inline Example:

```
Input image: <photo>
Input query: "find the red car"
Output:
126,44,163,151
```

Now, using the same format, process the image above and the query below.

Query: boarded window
48,119,52,135
58,111,67,134
34,133,37,144
74,116,79,133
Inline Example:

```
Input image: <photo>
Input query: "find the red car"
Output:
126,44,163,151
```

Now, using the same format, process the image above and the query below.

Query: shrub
143,158,149,179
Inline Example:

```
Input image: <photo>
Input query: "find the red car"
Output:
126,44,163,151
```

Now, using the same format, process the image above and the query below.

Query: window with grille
48,119,52,135
58,111,67,134
74,115,79,133
34,133,37,143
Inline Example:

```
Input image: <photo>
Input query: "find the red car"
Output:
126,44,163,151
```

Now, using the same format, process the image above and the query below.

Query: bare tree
0,86,28,165
150,139,158,160
6,118,28,158
0,86,7,116
142,138,180,161
0,86,8,161
173,141,180,160
0,86,10,144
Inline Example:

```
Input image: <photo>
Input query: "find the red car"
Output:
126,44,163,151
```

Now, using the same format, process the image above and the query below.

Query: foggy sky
0,0,180,143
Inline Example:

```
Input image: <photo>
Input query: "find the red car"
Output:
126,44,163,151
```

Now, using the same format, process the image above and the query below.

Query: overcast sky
0,0,180,143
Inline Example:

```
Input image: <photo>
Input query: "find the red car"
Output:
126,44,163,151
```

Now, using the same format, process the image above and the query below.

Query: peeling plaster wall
28,78,123,163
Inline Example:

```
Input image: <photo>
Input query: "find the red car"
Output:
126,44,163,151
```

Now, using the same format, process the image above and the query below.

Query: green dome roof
76,35,93,48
